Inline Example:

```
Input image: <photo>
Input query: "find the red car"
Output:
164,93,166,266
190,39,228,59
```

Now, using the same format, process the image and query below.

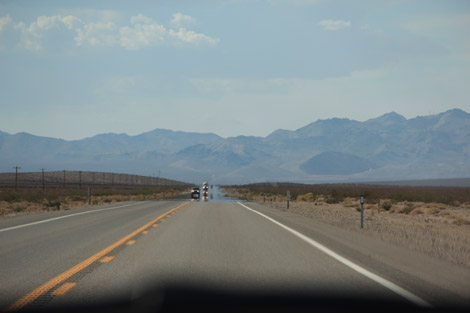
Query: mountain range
1,109,469,184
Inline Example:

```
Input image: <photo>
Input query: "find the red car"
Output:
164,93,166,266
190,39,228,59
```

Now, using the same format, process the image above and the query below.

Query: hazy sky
1,0,469,140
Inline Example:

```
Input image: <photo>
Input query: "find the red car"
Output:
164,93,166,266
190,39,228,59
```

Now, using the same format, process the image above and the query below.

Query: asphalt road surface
1,189,469,312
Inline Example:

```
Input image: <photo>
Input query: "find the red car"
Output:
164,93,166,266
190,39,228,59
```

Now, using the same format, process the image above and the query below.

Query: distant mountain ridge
1,109,469,184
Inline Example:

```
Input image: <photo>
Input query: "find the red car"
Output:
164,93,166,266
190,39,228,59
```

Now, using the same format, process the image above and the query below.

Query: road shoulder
240,202,470,307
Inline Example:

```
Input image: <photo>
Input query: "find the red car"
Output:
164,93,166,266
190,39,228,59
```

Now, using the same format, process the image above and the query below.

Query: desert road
1,192,470,312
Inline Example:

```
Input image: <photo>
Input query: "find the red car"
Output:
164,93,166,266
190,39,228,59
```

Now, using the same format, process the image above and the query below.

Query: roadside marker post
377,198,380,214
88,187,92,205
287,191,290,209
360,194,364,229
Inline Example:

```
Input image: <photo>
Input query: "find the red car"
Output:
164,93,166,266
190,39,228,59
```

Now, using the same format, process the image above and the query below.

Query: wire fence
0,170,187,190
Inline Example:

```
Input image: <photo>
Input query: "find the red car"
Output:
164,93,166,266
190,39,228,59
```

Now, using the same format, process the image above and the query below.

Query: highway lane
0,200,187,310
1,198,470,312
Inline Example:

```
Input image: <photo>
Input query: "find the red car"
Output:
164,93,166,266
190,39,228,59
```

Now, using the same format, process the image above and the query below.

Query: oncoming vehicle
202,182,209,200
191,187,200,200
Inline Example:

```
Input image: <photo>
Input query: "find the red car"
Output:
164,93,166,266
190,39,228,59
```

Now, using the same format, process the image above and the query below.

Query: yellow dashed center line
152,224,158,227
100,256,115,263
126,240,136,245
7,201,190,312
160,219,166,222
51,283,76,296
142,230,149,235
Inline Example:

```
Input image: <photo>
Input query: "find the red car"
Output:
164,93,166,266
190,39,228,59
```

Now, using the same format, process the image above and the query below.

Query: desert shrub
23,193,44,203
326,189,344,204
381,201,393,211
45,200,61,210
69,195,86,202
14,206,25,212
104,198,112,203
453,218,470,226
326,197,340,204
226,182,470,206
94,190,113,197
355,207,361,212
1,192,21,203
400,205,414,214
301,192,316,202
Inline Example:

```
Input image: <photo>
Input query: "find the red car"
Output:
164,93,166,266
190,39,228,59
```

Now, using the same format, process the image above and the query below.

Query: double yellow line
8,201,190,311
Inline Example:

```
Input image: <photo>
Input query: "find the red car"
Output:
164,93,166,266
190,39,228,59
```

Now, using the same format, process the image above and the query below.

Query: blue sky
1,0,469,140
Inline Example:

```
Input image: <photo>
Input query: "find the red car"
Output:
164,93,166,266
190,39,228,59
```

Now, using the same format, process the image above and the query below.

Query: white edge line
0,202,145,233
237,202,432,308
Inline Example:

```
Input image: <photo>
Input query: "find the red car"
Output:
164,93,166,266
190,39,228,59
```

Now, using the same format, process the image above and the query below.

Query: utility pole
63,170,66,188
13,166,21,192
79,171,82,189
40,168,46,192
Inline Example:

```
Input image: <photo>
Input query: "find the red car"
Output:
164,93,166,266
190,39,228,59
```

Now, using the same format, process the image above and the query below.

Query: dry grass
264,200,470,268
0,186,190,219
227,182,470,206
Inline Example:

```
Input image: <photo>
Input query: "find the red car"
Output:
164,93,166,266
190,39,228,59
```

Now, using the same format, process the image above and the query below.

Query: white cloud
170,13,195,28
59,15,81,30
18,15,81,33
120,14,218,50
74,21,117,47
9,13,218,51
130,14,154,25
120,22,167,50
169,27,219,46
0,15,12,32
319,19,351,31
14,15,82,50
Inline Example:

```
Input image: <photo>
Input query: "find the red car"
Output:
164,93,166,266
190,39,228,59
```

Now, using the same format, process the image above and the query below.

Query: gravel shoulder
255,198,470,268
